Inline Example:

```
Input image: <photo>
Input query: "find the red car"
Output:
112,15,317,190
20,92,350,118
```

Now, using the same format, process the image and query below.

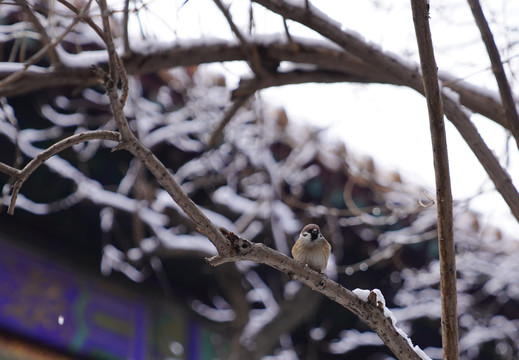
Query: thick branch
0,39,509,130
411,2,458,359
208,229,424,360
0,162,20,178
252,0,421,86
467,0,519,149
0,2,88,89
251,0,519,223
208,92,253,147
442,95,519,221
2,6,518,223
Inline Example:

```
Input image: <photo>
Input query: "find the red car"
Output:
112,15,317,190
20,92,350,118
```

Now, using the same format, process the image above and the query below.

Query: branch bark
87,8,428,356
467,0,519,150
95,0,233,258
250,0,519,223
15,0,59,65
0,1,89,89
411,2,458,359
4,130,120,214
208,229,425,360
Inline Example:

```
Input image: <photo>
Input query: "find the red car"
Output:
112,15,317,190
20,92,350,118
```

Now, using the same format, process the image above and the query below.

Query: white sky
136,0,519,237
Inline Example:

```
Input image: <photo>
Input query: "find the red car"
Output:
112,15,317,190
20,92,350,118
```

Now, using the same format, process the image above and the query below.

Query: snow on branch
207,228,428,360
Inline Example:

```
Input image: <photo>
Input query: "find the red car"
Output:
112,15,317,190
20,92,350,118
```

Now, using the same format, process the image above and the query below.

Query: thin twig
57,0,105,40
208,92,253,147
96,0,132,140
213,0,269,76
283,17,298,51
98,0,119,86
6,130,120,214
15,0,60,65
410,2,458,359
250,0,519,221
0,1,91,89
467,0,519,150
122,0,131,55
95,0,232,257
208,228,425,360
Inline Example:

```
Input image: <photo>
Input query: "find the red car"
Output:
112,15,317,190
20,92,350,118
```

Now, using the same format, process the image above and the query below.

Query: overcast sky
139,0,519,236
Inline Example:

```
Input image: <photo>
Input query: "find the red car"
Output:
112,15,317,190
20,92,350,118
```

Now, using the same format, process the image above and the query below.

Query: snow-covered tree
1,1,518,359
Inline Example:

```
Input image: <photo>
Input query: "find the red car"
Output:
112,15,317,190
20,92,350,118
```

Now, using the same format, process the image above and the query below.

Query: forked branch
467,0,519,150
208,229,425,360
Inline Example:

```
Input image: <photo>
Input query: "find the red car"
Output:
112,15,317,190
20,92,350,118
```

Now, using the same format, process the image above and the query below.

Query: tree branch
15,0,59,65
251,0,519,223
0,1,90,89
208,228,425,360
0,38,509,130
5,130,120,214
208,91,254,148
441,93,519,221
95,0,233,258
0,163,20,178
411,1,458,359
57,0,105,40
467,0,519,150
122,0,131,55
3,2,519,225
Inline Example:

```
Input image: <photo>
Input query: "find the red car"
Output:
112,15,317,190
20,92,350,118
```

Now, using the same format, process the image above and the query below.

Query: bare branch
57,0,105,40
0,1,90,89
467,0,519,150
211,66,375,147
0,163,19,178
95,0,232,257
96,0,132,140
208,91,253,148
213,0,271,76
411,2,458,359
251,0,420,86
98,0,120,87
251,0,519,226
207,66,362,148
442,93,519,222
208,228,425,360
0,38,509,130
6,130,120,214
122,0,131,55
15,0,59,65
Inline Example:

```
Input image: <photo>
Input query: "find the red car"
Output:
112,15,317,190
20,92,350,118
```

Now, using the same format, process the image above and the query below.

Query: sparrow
291,224,331,272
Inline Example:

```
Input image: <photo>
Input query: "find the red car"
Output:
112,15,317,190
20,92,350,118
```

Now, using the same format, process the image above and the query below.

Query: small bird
292,224,331,273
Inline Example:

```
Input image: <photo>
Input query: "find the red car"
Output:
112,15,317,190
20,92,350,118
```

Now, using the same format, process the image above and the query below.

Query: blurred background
0,1,518,359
